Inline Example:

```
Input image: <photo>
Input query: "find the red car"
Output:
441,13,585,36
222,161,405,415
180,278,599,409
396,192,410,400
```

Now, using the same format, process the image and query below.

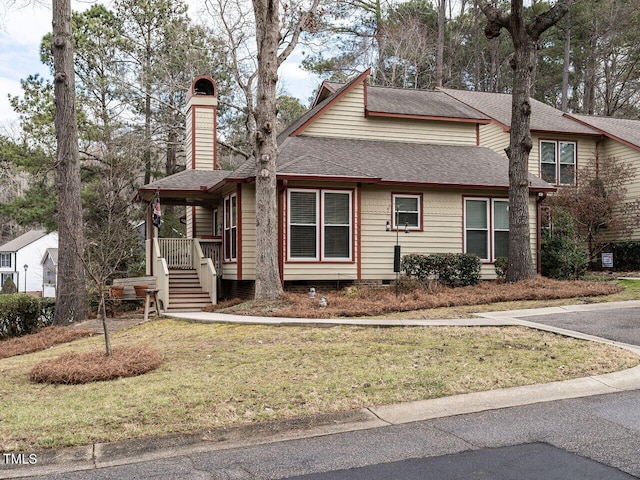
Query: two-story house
0,229,58,295
137,71,557,307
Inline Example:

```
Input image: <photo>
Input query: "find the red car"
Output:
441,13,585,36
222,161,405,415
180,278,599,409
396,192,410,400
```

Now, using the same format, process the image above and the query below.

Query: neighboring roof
438,88,599,135
0,229,48,253
366,87,491,122
566,114,640,151
42,248,58,265
231,136,553,191
137,169,232,203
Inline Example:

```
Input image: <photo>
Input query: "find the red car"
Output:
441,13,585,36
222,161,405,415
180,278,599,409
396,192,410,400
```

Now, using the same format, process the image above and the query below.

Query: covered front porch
137,169,232,312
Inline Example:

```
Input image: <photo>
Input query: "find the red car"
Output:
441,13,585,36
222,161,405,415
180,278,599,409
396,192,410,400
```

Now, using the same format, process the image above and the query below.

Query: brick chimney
185,76,218,170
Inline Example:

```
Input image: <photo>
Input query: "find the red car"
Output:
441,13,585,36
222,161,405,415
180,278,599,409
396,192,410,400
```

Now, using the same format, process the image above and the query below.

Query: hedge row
607,241,640,271
401,253,481,287
0,294,55,340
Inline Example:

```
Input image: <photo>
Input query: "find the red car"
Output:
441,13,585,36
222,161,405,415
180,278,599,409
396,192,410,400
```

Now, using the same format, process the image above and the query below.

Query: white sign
602,253,613,268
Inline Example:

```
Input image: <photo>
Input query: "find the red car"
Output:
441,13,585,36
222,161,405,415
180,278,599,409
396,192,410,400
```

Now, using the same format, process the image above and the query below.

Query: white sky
0,0,318,129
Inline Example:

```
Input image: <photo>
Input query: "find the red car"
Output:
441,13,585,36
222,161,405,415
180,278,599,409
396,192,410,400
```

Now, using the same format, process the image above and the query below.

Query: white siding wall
9,232,59,294
303,84,477,145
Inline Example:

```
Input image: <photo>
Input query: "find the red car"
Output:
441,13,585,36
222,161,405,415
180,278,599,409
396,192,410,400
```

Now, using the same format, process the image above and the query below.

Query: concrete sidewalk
4,300,640,479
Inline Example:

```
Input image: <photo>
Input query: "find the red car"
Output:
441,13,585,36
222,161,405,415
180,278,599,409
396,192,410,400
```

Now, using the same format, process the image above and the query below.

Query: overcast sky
0,0,317,129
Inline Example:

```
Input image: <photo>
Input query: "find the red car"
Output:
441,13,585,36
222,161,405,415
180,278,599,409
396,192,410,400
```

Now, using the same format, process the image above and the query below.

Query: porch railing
156,238,221,305
150,238,170,310
199,239,223,277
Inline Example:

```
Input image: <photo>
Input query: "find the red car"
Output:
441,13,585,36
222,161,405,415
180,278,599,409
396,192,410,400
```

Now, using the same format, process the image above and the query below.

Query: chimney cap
186,76,217,102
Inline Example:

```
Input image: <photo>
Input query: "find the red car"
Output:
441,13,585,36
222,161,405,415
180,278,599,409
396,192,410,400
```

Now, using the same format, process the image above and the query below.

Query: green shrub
541,209,589,280
401,253,481,287
607,241,640,271
0,294,54,339
494,257,508,280
1,277,17,294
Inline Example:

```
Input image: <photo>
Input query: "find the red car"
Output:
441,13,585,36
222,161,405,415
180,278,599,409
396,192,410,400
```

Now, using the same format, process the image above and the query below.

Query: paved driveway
516,306,640,346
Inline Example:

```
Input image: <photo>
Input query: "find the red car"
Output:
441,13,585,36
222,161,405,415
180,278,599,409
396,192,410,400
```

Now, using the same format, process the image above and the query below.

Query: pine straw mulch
211,277,623,319
29,346,162,384
0,326,95,360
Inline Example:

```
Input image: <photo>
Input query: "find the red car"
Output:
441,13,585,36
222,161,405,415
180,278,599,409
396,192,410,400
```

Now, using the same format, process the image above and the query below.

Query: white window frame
288,189,319,261
464,198,490,262
492,199,510,260
1,272,14,287
212,208,219,237
223,193,237,262
321,190,352,261
392,194,421,231
0,253,10,268
287,189,353,262
540,140,576,186
464,198,511,263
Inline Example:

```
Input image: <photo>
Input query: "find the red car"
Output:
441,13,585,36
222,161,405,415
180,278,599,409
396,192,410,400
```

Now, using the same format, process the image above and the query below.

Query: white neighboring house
0,230,59,296
41,248,58,298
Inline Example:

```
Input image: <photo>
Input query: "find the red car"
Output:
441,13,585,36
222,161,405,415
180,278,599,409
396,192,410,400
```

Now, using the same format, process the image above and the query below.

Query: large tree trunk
481,0,572,283
505,34,536,282
252,0,284,299
52,0,87,324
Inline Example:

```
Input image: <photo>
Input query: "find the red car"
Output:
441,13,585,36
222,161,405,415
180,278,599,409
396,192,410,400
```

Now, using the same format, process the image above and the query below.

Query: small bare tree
547,155,640,263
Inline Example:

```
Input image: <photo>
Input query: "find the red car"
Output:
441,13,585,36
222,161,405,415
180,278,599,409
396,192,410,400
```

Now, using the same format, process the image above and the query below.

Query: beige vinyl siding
185,114,193,169
479,122,509,157
194,206,213,237
303,83,477,145
599,140,640,240
240,184,256,280
359,187,538,281
193,107,216,170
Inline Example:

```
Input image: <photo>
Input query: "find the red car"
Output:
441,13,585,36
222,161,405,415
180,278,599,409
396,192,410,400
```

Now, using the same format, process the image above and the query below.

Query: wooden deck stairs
167,269,214,312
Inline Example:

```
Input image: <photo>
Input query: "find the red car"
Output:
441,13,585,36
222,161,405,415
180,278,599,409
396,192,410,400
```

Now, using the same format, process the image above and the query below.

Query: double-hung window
464,198,509,262
0,253,10,268
288,189,352,261
540,140,576,185
223,193,237,261
492,200,509,259
392,194,421,230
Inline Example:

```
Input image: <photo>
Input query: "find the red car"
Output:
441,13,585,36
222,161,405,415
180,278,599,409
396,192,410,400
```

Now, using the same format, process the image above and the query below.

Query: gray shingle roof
439,88,598,135
140,170,231,192
567,114,640,149
367,87,491,121
0,229,48,252
231,136,552,190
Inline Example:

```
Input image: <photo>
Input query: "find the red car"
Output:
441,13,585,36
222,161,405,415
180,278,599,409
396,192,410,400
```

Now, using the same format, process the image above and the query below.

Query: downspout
536,192,548,274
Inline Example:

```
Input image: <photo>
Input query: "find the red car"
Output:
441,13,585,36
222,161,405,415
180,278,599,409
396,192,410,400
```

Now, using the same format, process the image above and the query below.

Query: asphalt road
8,305,640,480
519,306,640,346
12,389,640,479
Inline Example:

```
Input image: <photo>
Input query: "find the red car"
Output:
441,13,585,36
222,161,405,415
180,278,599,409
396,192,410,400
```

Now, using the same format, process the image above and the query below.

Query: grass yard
1,319,638,452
